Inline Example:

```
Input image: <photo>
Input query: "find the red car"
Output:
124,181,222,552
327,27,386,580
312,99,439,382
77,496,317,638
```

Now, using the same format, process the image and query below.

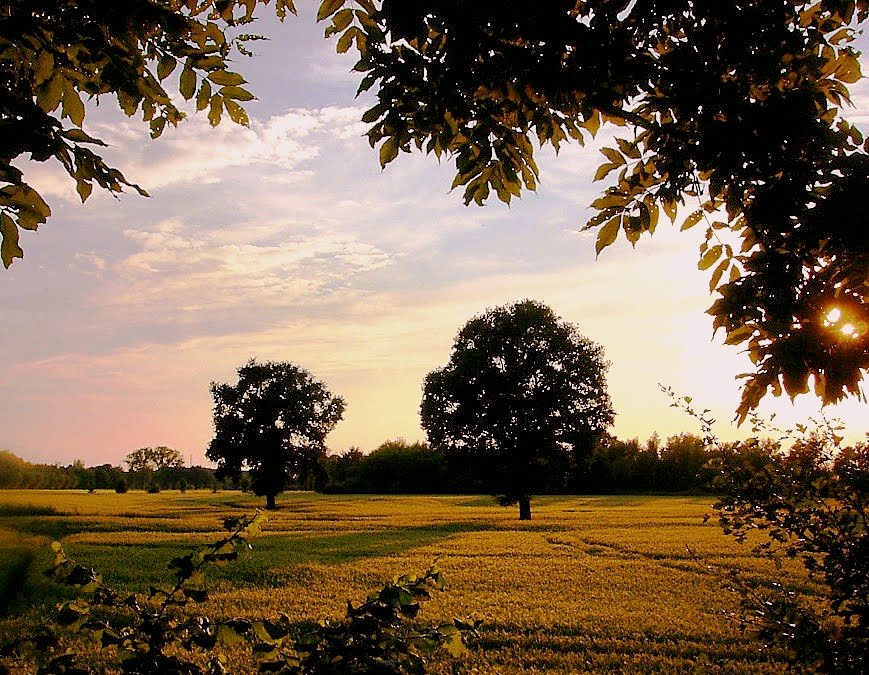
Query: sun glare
823,306,864,340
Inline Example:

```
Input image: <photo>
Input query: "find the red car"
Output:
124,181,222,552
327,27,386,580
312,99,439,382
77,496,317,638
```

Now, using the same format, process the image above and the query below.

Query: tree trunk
265,493,276,510
518,495,531,520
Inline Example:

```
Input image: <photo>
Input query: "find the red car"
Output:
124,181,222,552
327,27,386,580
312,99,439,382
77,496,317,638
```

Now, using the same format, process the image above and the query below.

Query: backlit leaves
1,0,294,267
342,0,869,416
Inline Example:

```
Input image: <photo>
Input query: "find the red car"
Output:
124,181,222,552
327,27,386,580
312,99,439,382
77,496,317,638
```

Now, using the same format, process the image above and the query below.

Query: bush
669,390,868,673
114,479,127,494
0,514,473,674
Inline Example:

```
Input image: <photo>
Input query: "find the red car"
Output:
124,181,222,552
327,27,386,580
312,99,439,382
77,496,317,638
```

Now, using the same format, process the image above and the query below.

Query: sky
2,7,868,467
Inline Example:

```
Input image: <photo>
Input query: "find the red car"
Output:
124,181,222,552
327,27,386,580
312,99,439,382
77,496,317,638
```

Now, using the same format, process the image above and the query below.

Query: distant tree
421,300,614,519
124,446,184,472
206,359,345,509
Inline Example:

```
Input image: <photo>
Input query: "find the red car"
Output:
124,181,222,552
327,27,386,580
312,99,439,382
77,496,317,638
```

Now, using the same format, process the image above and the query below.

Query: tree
320,0,869,419
124,445,184,472
206,358,345,509
420,299,614,519
0,0,295,268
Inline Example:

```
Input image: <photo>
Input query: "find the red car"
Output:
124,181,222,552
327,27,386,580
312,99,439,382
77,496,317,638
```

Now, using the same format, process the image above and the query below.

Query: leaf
208,70,245,86
196,80,212,111
208,95,223,126
725,325,754,346
157,55,177,81
61,81,85,126
317,0,345,22
223,99,249,126
379,137,399,167
600,147,626,166
593,162,620,182
595,216,620,255
698,245,722,270
681,209,703,230
218,86,255,101
0,213,23,268
216,624,246,647
179,66,196,100
331,8,354,31
33,50,54,86
37,73,64,113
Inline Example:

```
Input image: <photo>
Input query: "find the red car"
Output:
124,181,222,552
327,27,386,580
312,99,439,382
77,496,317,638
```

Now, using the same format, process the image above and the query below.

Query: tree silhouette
420,300,613,519
207,359,345,509
327,0,869,418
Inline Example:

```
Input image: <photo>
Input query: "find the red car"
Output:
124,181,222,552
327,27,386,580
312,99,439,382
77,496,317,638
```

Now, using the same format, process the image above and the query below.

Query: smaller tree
421,300,614,519
124,446,184,472
207,359,345,509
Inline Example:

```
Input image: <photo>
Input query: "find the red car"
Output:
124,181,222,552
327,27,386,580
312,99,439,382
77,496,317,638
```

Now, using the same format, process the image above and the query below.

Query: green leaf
595,216,620,255
179,66,196,100
0,213,23,268
317,0,345,22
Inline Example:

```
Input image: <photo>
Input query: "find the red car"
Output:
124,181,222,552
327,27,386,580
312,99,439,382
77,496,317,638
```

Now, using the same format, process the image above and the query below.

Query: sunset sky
3,6,868,467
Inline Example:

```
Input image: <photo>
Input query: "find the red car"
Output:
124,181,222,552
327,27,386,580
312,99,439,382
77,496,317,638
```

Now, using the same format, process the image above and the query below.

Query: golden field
0,490,801,673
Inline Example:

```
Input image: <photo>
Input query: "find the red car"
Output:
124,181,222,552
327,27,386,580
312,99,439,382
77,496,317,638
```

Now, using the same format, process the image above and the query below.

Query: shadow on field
64,521,491,592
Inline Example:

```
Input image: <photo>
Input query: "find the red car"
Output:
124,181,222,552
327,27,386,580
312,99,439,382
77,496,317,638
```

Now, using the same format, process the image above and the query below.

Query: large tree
320,0,869,421
420,300,614,519
124,445,184,473
206,358,345,509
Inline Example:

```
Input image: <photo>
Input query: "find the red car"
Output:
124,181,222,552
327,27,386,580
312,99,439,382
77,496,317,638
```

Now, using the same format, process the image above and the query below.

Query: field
0,490,801,673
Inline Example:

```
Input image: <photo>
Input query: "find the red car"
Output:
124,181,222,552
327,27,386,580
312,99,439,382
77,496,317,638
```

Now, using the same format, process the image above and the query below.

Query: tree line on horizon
3,431,866,500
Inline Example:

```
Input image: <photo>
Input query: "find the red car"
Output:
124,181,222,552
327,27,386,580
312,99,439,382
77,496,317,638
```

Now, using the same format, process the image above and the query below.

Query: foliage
0,511,471,675
125,446,185,473
0,0,296,268
320,0,869,417
207,359,346,509
420,299,614,519
669,391,868,672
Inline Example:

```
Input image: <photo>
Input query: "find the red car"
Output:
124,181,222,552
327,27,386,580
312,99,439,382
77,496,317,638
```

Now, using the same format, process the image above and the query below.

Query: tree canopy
420,300,614,519
320,0,869,420
0,0,294,268
206,358,345,509
5,1,867,420
124,445,184,473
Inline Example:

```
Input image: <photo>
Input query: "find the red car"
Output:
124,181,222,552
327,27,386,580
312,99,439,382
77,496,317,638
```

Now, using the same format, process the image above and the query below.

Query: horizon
2,6,867,467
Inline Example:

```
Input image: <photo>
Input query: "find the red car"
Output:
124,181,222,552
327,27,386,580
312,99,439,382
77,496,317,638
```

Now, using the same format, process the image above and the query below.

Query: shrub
114,479,128,494
0,513,473,674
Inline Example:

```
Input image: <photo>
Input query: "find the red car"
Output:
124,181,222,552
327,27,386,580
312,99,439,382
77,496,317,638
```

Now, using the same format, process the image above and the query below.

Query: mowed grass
0,490,799,673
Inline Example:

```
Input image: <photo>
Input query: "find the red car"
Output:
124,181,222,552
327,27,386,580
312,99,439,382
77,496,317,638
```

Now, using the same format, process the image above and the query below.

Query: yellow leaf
595,216,620,255
179,66,196,100
725,325,753,346
593,162,619,182
61,80,85,126
223,99,249,126
681,209,703,230
600,147,626,166
317,0,345,21
0,213,23,268
698,245,722,270
379,137,399,167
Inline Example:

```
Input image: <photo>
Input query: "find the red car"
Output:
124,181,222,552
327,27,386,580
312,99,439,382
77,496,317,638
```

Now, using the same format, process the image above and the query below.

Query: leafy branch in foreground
666,388,868,673
0,0,297,268
0,511,472,674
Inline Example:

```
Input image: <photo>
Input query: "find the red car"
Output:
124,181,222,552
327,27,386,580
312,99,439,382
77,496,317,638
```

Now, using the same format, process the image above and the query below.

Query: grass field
0,490,801,673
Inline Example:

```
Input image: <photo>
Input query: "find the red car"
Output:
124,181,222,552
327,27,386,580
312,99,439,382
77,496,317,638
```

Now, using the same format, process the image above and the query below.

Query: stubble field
0,490,800,673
